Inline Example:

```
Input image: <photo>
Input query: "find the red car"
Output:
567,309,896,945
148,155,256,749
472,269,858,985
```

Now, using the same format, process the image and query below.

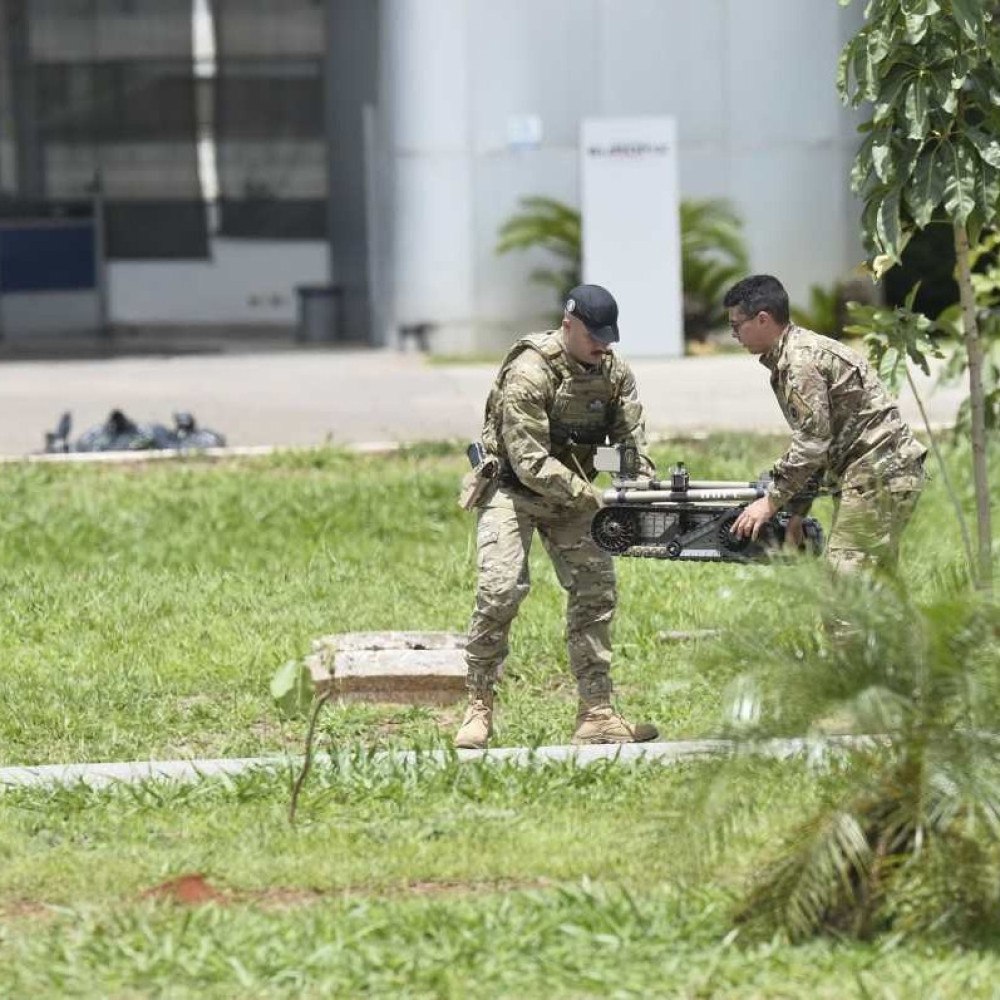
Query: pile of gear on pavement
43,410,226,453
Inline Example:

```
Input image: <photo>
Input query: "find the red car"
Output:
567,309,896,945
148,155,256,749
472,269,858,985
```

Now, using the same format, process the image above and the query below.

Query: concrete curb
0,441,409,465
0,425,955,466
0,735,881,790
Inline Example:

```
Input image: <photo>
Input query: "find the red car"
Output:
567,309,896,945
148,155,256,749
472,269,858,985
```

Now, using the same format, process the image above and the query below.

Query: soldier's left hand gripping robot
588,444,824,563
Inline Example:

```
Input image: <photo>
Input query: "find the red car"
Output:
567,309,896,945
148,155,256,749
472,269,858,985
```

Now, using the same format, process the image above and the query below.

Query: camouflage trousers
464,485,616,703
826,465,925,575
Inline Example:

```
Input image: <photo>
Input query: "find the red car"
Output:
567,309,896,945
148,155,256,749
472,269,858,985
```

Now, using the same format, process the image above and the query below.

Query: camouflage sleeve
501,365,599,510
784,491,815,517
768,356,832,509
608,364,655,477
782,473,825,517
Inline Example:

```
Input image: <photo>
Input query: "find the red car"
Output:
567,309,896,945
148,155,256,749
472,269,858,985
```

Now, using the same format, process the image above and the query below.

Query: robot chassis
590,445,824,563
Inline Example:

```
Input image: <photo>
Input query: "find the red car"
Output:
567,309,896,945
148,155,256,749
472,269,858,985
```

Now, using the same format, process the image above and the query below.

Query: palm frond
495,194,750,336
495,197,581,261
738,808,873,940
693,565,1000,940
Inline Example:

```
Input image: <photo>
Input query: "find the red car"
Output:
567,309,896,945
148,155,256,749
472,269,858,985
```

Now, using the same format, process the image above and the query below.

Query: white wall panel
379,0,867,352
730,145,853,306
724,0,845,145
0,291,101,337
676,146,731,202
392,154,475,321
385,0,470,152
108,240,328,325
468,0,599,153
471,148,580,322
598,0,727,144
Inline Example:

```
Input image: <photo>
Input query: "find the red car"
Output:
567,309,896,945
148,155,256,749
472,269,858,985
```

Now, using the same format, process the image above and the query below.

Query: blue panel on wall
0,222,97,293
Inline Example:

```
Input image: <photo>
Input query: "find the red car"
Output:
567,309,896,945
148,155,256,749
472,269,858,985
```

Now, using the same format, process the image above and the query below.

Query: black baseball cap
565,284,620,344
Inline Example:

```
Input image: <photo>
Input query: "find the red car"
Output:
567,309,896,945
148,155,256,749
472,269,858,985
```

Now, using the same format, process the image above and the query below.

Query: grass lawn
1,435,998,997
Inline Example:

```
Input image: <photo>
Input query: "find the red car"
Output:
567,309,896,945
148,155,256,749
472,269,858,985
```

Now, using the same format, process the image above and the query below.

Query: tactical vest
481,332,624,463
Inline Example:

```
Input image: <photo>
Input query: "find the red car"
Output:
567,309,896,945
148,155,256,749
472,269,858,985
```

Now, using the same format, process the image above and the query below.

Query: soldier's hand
731,496,778,541
784,515,805,550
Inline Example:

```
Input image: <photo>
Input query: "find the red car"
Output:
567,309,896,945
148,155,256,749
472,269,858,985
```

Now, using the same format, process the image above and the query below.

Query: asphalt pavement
0,340,965,457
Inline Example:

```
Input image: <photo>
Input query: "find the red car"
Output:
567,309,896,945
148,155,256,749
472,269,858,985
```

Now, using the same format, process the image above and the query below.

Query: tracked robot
590,444,824,563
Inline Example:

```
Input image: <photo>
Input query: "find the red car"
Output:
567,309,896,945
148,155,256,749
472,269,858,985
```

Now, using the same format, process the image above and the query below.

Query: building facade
1,0,865,354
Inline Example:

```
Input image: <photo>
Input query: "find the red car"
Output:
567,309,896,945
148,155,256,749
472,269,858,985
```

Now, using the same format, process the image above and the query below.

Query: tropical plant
679,198,750,338
935,233,1000,436
697,567,1000,941
845,287,976,579
495,196,582,309
495,195,749,338
791,284,843,338
838,0,999,590
843,236,1000,585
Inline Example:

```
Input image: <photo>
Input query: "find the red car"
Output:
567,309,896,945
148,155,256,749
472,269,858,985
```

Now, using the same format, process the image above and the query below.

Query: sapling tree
838,0,999,589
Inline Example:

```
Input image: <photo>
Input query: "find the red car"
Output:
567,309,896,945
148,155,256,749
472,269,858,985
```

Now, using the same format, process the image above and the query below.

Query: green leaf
872,135,894,182
906,144,946,227
851,134,876,193
991,30,1000,73
941,141,977,224
873,66,914,123
836,43,852,99
903,10,930,44
971,166,1000,233
861,196,882,255
899,140,921,183
270,659,316,718
852,38,871,103
878,344,904,390
966,68,1000,113
868,23,892,62
928,69,959,114
903,76,930,140
951,0,987,44
966,128,1000,169
876,186,903,258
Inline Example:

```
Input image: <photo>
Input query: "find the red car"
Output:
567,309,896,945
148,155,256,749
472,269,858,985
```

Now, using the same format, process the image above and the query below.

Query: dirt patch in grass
0,898,52,920
142,873,228,905
0,876,560,920
0,872,555,922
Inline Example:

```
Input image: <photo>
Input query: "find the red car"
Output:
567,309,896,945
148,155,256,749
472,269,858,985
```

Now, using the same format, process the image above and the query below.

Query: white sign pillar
580,117,683,358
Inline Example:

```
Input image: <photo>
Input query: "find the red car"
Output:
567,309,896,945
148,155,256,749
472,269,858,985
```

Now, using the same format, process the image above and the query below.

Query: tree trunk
953,223,994,592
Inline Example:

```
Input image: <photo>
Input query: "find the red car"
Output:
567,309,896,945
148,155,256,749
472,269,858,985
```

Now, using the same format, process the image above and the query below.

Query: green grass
0,434,998,996
0,434,809,766
3,760,1000,997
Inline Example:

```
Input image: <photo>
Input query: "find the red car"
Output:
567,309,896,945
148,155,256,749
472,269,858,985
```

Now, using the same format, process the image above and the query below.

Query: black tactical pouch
457,442,499,510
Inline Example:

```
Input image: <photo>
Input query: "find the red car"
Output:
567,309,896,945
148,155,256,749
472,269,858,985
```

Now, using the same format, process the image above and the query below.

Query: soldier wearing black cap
455,284,660,749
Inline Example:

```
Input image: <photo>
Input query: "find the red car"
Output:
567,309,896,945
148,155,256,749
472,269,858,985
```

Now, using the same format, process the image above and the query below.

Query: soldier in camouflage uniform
724,275,926,572
454,284,659,750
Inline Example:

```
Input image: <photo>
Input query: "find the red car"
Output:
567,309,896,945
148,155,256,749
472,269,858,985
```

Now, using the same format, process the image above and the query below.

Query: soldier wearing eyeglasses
724,274,926,573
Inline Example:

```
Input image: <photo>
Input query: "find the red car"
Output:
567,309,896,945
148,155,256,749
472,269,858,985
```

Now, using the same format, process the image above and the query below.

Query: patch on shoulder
787,387,813,423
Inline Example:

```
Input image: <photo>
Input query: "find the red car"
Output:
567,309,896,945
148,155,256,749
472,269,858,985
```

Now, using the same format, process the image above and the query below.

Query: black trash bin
296,284,343,343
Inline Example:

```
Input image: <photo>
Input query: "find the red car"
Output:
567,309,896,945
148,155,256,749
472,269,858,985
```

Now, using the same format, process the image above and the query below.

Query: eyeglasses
729,313,757,334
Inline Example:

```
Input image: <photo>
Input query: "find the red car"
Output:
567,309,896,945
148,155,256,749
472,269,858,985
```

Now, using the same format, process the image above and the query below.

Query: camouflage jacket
481,330,654,510
760,325,927,510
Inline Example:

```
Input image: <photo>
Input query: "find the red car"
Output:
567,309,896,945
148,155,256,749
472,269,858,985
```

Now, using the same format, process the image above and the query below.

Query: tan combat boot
454,692,494,750
572,702,659,745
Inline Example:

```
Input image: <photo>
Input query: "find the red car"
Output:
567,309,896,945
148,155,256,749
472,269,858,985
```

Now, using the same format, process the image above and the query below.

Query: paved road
0,345,964,456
